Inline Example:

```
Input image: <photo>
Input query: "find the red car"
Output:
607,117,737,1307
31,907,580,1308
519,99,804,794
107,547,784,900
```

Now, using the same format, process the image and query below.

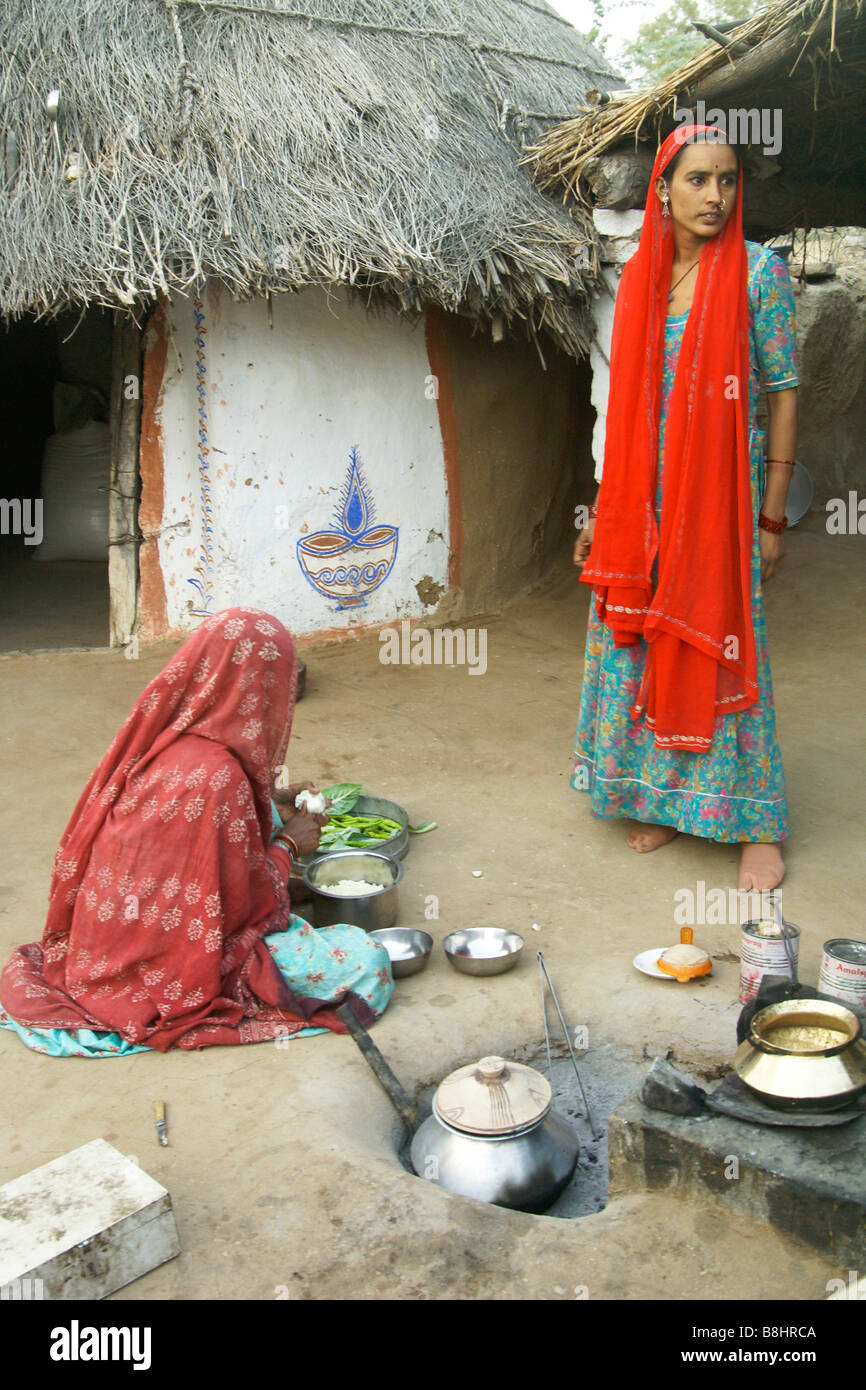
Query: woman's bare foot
739,842,785,892
627,822,679,853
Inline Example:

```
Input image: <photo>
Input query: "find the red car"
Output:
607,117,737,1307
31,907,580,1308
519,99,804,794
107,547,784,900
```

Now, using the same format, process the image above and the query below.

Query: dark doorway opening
0,308,113,652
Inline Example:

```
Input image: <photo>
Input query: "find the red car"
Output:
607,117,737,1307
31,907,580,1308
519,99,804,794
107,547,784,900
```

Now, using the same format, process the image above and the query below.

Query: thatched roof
525,0,866,234
0,0,618,357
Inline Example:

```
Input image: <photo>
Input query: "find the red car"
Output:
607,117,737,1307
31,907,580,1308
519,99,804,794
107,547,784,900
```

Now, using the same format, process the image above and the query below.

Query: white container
819,939,866,1008
739,918,800,1003
0,1139,179,1300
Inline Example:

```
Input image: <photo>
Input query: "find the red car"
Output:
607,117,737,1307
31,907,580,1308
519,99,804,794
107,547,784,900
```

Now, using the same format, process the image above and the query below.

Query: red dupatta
0,607,375,1049
581,123,756,752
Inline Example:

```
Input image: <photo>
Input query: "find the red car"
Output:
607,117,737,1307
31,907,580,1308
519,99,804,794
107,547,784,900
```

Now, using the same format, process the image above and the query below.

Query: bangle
758,512,788,534
766,458,795,468
588,502,599,520
273,832,299,859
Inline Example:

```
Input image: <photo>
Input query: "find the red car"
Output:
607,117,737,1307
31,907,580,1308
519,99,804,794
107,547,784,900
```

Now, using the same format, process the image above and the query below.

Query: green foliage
321,782,363,815
618,0,756,86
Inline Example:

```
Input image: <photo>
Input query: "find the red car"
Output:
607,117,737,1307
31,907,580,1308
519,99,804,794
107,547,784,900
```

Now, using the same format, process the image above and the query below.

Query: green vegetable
408,821,437,835
321,783,363,816
317,811,403,851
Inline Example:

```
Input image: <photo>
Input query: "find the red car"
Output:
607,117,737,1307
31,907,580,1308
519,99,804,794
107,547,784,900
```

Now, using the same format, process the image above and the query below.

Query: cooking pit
396,1035,866,1263
398,1039,651,1218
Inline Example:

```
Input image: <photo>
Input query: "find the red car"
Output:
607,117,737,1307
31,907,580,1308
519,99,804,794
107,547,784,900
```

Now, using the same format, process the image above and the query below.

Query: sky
544,0,669,73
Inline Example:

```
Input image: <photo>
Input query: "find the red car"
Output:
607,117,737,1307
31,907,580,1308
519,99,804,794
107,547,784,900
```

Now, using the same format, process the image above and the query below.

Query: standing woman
572,123,799,892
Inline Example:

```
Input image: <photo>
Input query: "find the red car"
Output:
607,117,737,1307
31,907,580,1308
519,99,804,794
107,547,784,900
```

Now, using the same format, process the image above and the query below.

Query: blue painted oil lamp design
296,448,398,610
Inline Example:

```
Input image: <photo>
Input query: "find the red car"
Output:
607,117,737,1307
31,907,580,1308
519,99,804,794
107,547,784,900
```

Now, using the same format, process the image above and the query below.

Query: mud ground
0,509,862,1300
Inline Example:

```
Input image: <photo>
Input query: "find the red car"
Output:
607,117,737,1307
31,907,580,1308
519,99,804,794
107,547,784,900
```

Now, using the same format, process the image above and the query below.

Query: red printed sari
0,608,376,1049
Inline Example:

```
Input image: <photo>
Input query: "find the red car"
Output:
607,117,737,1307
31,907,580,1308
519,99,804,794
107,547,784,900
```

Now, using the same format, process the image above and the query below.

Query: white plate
633,948,672,980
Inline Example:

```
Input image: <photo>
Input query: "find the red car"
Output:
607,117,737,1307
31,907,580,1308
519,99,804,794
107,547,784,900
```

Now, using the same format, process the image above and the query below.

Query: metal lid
823,939,866,965
434,1055,552,1136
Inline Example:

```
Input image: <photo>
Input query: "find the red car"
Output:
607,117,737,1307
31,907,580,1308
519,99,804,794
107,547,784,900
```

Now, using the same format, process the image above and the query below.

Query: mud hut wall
434,310,594,613
139,284,450,639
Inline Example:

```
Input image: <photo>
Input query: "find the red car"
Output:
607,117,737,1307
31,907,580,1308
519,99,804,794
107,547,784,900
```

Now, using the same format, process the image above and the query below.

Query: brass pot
734,998,866,1111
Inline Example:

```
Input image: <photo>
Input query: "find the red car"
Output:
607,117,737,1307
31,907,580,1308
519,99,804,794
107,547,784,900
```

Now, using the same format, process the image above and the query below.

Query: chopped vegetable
295,789,327,814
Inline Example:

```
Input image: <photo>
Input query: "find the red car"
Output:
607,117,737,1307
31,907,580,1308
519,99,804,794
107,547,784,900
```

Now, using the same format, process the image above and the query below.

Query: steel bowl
369,928,433,978
442,928,524,977
302,850,404,932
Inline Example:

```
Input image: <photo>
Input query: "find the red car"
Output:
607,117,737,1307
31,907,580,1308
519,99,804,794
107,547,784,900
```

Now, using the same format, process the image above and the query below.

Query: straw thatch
0,0,618,357
524,0,866,230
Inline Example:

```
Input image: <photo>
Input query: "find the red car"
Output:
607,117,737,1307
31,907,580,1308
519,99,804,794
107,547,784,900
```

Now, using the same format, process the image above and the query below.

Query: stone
802,260,837,281
585,152,654,211
610,1092,866,1267
640,1056,707,1116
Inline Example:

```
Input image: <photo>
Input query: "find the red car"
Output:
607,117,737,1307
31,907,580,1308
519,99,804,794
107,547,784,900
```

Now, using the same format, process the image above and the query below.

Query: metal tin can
739,918,801,1003
819,939,866,1008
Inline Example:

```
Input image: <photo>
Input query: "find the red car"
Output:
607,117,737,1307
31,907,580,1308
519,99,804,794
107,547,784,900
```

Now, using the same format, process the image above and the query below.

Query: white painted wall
590,209,644,481
156,283,449,635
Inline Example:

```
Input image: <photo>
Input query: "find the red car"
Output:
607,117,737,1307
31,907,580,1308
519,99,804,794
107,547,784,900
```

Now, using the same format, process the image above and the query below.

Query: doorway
0,307,113,652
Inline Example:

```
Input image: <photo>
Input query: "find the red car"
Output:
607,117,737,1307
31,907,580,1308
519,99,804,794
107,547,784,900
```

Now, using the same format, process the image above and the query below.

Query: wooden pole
108,312,143,648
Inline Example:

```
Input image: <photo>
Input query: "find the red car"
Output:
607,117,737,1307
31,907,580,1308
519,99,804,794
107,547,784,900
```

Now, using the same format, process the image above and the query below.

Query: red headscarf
1,607,374,1048
582,123,756,751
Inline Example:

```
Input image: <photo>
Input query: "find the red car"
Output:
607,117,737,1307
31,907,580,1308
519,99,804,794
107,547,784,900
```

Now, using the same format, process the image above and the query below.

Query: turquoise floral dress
571,242,800,844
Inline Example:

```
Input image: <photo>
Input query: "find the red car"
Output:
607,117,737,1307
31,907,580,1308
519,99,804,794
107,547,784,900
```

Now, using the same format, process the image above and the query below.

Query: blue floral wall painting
297,448,398,610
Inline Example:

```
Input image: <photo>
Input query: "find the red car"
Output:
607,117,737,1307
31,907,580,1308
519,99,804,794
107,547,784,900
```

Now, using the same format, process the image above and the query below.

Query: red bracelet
273,832,300,859
766,458,795,468
588,502,599,520
758,512,788,533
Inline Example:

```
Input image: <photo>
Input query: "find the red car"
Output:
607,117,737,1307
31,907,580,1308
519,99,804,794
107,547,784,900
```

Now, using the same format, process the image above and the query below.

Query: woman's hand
272,782,330,856
573,520,595,570
276,807,329,857
272,779,319,808
759,528,786,583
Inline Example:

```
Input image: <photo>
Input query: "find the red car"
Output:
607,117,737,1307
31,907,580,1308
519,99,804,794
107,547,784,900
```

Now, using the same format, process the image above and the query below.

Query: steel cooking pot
410,1055,579,1213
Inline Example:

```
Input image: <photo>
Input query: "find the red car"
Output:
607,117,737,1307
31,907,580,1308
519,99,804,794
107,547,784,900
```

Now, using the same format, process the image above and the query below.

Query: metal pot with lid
410,1055,580,1213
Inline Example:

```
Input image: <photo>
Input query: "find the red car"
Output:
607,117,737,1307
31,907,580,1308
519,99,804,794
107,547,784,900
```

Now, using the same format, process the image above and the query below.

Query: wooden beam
108,312,143,648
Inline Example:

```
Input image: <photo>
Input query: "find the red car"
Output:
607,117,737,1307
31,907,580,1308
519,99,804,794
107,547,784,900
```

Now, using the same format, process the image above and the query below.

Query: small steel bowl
369,928,433,978
442,928,524,977
303,851,403,931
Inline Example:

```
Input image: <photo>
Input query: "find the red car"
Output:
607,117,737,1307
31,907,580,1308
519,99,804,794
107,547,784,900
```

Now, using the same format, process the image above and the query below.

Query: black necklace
668,261,699,302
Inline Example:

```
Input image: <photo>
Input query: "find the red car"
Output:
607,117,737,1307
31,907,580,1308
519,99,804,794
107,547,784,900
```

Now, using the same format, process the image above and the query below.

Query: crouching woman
0,608,393,1054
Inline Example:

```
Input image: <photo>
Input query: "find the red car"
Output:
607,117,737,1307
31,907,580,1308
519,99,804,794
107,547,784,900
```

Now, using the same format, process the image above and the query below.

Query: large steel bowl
297,795,409,871
303,850,404,932
442,928,524,977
